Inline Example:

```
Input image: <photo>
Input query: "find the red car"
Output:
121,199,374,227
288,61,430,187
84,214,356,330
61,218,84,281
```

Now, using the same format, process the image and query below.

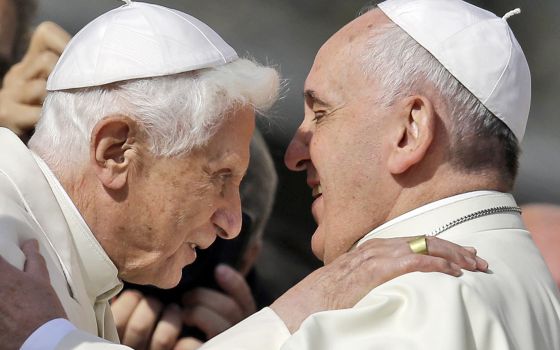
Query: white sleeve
200,307,291,350
22,308,289,350
21,318,133,350
21,318,76,350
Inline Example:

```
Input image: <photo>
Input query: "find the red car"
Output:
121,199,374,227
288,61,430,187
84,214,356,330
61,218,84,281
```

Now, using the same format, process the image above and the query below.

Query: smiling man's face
284,10,401,264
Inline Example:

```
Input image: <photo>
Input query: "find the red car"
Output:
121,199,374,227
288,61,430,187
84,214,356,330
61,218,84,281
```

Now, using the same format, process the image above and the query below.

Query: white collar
356,190,517,247
32,153,122,302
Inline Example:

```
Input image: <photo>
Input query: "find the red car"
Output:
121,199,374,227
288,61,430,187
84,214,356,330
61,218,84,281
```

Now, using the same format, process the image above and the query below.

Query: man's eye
212,170,232,183
312,111,327,123
219,171,232,181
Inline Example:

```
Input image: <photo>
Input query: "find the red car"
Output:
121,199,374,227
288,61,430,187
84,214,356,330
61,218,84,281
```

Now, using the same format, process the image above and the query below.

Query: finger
26,22,71,57
7,104,42,135
122,297,163,350
463,246,488,271
182,287,243,325
214,264,256,315
20,51,60,80
182,305,231,338
424,236,479,271
21,239,50,284
174,337,203,350
111,290,143,339
399,254,463,277
150,304,182,350
15,79,47,105
475,256,489,272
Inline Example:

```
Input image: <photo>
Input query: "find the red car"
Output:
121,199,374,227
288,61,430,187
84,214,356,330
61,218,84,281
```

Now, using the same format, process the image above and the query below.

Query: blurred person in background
0,2,483,350
522,203,560,289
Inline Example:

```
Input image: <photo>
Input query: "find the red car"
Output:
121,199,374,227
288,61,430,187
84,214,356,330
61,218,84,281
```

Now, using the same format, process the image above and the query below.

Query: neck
55,167,95,223
385,167,508,226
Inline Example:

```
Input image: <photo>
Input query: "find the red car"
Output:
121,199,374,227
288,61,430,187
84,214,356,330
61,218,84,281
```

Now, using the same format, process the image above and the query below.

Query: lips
185,240,210,252
185,232,217,254
310,185,324,224
312,184,323,199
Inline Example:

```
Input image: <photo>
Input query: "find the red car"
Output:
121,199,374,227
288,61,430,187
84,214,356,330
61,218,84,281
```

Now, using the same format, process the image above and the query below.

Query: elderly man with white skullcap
0,1,278,347
0,1,487,349
199,0,560,349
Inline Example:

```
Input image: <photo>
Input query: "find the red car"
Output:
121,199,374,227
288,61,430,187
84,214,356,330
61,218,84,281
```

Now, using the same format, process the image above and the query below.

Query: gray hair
361,17,520,188
29,59,280,172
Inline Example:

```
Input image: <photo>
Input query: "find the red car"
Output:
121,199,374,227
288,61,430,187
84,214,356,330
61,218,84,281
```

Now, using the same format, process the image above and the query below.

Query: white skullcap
378,0,531,141
47,1,238,91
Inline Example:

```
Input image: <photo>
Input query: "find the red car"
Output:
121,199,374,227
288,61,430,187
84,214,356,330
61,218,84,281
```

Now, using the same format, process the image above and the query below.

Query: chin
150,270,183,289
122,267,183,289
152,279,181,289
310,230,326,263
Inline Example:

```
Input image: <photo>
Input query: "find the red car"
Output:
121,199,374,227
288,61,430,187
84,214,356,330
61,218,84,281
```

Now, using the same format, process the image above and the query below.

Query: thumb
215,264,256,315
21,239,50,284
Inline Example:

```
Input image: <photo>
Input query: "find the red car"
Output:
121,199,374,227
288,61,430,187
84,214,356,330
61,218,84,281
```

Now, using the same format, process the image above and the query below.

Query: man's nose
285,127,312,171
211,187,243,240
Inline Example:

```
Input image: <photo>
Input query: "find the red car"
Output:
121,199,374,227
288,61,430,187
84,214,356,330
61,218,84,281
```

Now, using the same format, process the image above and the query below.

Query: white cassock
5,121,560,348
0,128,132,349
201,191,560,349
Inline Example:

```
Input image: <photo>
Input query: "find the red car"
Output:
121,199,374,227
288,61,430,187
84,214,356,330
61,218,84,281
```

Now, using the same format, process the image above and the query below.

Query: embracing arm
0,240,131,350
200,236,487,350
0,240,67,349
2,236,485,350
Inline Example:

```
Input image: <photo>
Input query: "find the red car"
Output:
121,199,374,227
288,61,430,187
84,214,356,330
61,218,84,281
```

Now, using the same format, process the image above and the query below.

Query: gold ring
408,235,428,255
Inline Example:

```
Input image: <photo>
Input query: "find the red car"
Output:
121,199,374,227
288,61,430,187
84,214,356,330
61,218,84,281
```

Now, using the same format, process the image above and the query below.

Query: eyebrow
304,89,331,108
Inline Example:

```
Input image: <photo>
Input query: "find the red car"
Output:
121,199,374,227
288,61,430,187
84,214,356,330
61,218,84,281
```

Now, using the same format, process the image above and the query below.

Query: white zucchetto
47,1,238,91
378,0,531,141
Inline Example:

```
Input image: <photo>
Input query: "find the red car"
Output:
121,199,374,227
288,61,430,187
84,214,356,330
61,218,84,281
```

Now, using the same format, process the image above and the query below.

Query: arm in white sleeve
200,307,291,350
21,318,76,350
31,308,288,350
21,318,133,350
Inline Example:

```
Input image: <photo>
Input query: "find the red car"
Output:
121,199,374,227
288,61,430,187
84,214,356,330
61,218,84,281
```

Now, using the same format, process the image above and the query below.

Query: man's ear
387,96,435,175
90,116,138,190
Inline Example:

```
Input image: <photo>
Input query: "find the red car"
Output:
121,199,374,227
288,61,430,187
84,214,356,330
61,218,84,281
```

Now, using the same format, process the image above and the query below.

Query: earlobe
90,116,137,190
388,96,435,175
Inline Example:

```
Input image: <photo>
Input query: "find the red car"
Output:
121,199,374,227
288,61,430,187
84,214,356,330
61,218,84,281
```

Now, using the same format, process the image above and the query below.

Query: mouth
312,184,323,199
185,242,198,257
185,235,215,253
189,243,199,251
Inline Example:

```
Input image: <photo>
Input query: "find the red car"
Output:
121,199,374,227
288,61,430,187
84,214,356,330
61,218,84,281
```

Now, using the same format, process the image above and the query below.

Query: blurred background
36,0,560,299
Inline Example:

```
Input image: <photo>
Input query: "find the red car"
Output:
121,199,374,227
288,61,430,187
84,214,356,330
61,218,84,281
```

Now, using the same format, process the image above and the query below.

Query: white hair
360,18,519,184
29,58,280,172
